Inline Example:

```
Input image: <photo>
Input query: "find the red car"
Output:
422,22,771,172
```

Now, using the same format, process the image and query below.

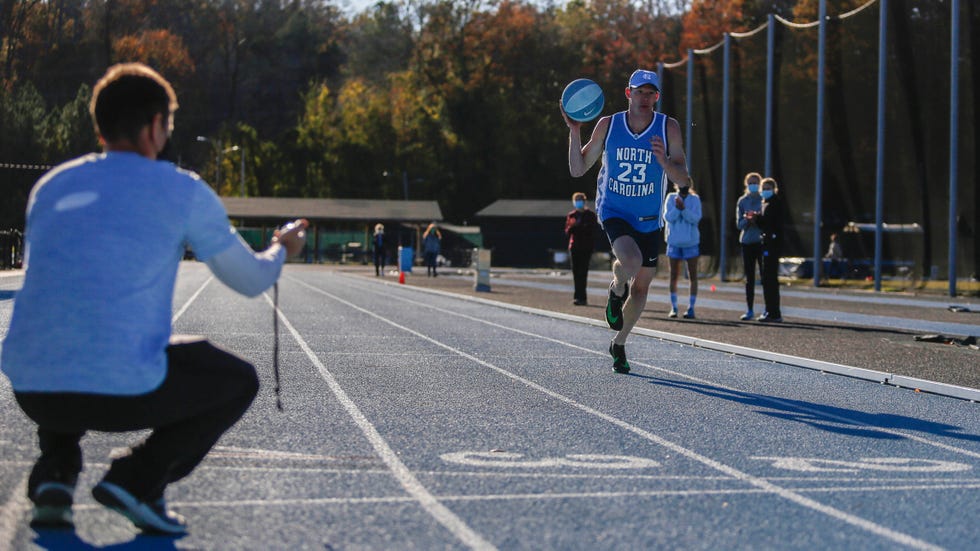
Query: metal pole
686,50,694,167
656,61,665,112
240,145,246,197
217,138,223,191
765,14,775,177
813,0,827,287
874,0,888,292
948,0,960,296
719,34,731,281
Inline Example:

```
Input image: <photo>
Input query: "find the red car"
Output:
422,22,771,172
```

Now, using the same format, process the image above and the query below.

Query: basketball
561,78,604,122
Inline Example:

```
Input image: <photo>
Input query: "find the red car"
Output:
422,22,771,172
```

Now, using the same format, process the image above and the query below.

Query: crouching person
0,63,308,534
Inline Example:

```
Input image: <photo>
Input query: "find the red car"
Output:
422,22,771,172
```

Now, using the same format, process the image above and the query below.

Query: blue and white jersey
595,111,669,233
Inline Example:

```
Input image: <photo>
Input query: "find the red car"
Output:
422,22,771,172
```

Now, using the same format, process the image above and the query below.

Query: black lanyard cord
273,281,283,411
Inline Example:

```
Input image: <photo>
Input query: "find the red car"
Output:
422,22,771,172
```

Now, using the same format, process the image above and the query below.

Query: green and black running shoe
605,282,628,331
30,482,74,529
609,341,630,374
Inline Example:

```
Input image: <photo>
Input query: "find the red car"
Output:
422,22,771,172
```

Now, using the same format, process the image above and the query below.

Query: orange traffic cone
398,271,405,284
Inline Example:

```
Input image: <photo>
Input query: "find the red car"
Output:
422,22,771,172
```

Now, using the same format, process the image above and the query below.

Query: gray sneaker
93,481,187,535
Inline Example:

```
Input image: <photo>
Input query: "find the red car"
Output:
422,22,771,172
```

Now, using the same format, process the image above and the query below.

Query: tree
0,81,48,228
681,0,750,51
113,29,195,79
344,1,414,84
40,83,97,162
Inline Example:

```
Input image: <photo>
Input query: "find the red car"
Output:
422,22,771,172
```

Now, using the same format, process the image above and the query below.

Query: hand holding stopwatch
275,219,309,257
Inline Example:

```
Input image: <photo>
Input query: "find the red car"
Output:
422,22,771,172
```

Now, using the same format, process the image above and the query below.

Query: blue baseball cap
628,69,660,90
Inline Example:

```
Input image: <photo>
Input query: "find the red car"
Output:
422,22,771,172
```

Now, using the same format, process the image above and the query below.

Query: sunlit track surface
0,263,977,550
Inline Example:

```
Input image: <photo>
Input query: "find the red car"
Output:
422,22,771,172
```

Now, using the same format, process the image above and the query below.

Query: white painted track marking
262,289,496,551
0,476,28,551
440,452,661,469
292,276,948,551
752,457,972,473
173,275,212,323
340,276,980,461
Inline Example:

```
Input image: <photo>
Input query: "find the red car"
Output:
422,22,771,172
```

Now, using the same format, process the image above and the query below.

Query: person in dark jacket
372,223,386,276
564,192,599,305
422,222,442,277
749,177,784,322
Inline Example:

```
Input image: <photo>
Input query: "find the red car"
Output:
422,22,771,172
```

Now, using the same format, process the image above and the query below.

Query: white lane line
345,276,980,461
292,276,946,551
52,482,980,512
0,475,28,550
173,275,212,323
140,464,980,486
368,275,980,401
261,290,496,551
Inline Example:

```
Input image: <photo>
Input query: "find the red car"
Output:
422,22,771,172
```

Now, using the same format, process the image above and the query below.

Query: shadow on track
33,528,183,550
629,374,980,443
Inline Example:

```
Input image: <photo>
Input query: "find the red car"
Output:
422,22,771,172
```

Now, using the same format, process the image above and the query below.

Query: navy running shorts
601,217,662,267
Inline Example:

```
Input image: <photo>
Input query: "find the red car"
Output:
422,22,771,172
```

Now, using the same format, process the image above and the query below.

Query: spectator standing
663,177,702,319
0,63,308,534
824,232,843,261
372,223,386,276
736,172,764,320
564,192,599,305
422,222,442,277
750,177,784,322
824,232,844,278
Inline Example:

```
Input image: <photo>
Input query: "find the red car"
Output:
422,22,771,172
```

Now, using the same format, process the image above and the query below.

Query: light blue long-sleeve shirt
663,192,702,248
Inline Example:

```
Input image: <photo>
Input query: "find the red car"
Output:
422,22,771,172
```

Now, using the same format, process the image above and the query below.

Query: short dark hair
89,63,178,145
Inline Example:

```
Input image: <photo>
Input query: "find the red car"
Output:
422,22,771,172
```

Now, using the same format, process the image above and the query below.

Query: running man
561,69,691,373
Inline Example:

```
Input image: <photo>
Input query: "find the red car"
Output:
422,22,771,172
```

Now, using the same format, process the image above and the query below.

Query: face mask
573,200,585,209
761,189,774,200
747,184,759,193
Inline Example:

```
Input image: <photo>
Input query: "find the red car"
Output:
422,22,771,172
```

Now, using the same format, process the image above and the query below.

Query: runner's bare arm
567,114,610,178
651,117,690,185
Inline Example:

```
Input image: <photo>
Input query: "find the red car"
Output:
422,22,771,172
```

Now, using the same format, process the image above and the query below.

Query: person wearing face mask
663,177,702,319
736,172,764,320
564,192,599,305
748,177,784,322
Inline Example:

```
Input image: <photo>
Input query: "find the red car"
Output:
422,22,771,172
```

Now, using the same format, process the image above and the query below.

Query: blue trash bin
398,246,414,272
